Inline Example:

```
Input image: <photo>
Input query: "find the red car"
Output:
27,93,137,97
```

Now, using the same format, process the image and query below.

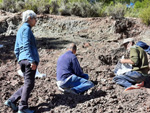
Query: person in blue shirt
56,43,94,94
4,10,39,113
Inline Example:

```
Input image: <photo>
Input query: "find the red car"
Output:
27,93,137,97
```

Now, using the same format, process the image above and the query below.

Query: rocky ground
1,10,150,113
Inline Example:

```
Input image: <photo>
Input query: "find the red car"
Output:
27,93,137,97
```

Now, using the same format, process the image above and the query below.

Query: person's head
67,43,77,54
22,10,37,27
121,38,135,50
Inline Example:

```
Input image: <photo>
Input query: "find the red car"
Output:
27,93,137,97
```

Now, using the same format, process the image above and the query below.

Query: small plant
139,6,150,25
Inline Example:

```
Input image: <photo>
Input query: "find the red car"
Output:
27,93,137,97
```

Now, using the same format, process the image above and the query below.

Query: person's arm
14,40,19,60
129,48,139,66
72,57,83,76
120,48,139,65
120,59,134,65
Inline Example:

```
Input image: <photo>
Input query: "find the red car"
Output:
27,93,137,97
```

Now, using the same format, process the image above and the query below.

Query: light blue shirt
14,23,39,64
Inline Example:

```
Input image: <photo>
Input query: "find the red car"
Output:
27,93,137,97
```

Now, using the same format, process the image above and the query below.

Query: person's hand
119,59,125,64
30,62,37,70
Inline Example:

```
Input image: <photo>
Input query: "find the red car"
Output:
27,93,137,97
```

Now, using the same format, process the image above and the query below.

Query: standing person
56,43,94,94
113,38,149,91
4,10,39,113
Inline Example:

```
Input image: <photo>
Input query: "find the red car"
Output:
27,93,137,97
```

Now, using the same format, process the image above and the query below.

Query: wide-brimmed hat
121,38,134,46
136,41,150,54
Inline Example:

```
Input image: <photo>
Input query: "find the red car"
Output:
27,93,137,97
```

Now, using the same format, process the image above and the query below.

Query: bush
49,0,60,14
15,1,25,12
59,1,104,17
125,0,150,18
139,6,150,25
1,0,17,12
24,0,38,13
58,2,71,16
104,2,126,19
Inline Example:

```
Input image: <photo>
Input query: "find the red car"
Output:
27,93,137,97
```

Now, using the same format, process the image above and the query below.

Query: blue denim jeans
60,74,94,94
113,71,147,88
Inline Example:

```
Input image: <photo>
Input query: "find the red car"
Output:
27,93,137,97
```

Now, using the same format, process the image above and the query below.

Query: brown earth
1,10,150,113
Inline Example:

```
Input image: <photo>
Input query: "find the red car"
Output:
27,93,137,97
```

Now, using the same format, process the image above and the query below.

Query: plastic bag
18,69,46,78
114,56,132,76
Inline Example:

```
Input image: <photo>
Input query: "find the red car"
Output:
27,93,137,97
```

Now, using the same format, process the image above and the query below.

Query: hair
132,41,135,45
68,43,77,51
22,10,36,23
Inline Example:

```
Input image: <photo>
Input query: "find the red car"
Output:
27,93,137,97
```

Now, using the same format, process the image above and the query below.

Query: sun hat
121,38,134,46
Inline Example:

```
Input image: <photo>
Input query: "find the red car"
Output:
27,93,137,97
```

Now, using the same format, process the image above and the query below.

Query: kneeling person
113,38,149,91
56,43,94,94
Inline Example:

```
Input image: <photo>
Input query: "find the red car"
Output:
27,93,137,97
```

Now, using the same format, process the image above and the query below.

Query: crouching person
56,43,94,94
4,10,39,113
113,38,149,91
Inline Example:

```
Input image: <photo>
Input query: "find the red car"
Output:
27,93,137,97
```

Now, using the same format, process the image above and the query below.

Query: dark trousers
9,60,36,110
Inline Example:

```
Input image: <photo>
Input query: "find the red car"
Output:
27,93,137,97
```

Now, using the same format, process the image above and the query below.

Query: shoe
4,99,18,111
18,108,35,113
136,81,144,87
124,85,141,91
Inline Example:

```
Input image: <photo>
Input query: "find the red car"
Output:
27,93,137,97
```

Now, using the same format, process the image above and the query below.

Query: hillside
1,10,150,113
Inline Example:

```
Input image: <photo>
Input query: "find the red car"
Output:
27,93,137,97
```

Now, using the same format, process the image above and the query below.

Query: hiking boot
18,108,35,113
4,99,18,111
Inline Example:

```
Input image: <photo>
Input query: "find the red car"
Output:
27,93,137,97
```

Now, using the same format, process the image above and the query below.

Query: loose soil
1,10,150,113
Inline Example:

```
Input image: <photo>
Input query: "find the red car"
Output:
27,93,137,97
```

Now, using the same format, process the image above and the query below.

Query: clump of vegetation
0,0,17,12
1,0,150,25
59,1,104,17
49,0,59,14
104,2,127,19
139,6,150,25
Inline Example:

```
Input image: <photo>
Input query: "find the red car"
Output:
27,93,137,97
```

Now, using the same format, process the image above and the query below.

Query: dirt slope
1,10,150,113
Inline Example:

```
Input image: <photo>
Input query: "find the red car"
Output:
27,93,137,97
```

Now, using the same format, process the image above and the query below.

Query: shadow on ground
35,90,106,113
37,37,72,50
0,36,72,64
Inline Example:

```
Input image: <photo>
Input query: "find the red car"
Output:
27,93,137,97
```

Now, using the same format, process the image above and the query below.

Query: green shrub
49,0,60,14
37,0,50,13
125,8,139,17
0,0,16,12
104,2,126,18
139,6,150,25
15,1,25,12
125,0,150,18
59,1,104,17
24,0,39,13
